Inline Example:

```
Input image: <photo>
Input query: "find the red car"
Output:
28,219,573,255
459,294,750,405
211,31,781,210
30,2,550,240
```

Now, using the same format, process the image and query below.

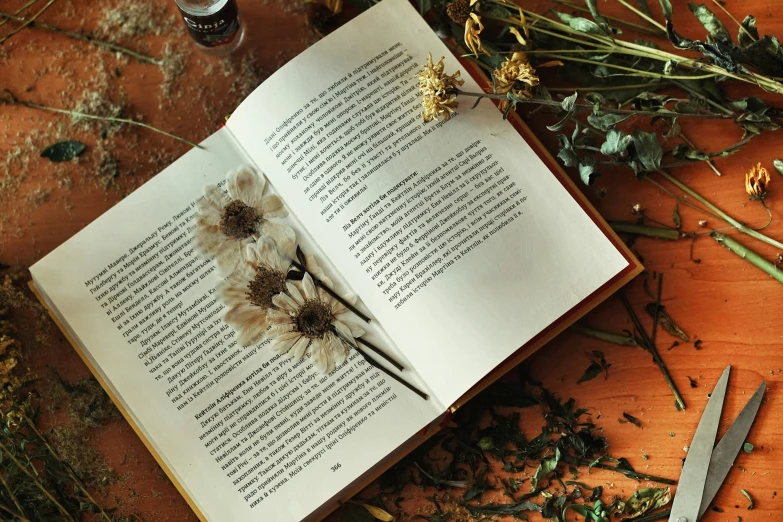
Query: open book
30,0,640,519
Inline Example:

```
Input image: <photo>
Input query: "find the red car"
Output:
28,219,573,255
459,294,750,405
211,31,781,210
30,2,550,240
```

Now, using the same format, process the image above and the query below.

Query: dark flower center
247,266,287,308
220,200,261,239
295,300,333,338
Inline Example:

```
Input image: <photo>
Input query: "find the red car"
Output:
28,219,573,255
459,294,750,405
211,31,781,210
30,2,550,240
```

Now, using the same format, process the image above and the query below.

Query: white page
227,0,629,407
30,129,440,522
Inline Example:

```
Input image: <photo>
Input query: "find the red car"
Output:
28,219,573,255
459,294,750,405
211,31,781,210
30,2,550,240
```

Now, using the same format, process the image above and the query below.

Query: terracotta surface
1,0,782,520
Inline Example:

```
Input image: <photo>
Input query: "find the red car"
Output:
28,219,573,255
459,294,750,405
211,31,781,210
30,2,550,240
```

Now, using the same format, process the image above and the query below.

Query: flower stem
356,337,404,371
0,472,28,521
0,0,38,30
570,324,638,346
290,260,371,323
619,288,686,411
712,232,783,284
330,326,428,400
609,222,681,240
1,89,201,148
631,510,672,522
655,169,783,250
0,10,162,65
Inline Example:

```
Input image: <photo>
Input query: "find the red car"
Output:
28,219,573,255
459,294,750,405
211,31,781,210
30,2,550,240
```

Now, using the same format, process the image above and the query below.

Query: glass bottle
174,0,245,56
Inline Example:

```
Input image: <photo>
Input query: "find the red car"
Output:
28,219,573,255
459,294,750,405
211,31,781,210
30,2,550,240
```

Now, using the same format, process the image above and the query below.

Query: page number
331,463,342,472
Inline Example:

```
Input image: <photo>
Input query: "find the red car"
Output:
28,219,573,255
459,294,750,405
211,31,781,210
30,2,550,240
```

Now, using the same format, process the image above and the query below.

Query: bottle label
177,0,240,48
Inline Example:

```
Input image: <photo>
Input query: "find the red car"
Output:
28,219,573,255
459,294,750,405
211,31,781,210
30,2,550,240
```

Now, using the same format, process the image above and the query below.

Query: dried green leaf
688,3,731,43
546,92,578,132
738,15,760,48
587,112,632,131
360,504,394,521
477,436,495,451
557,135,579,167
40,140,86,162
740,489,754,509
743,442,754,454
554,11,605,35
666,20,748,74
673,202,681,229
658,0,672,19
644,304,689,341
531,447,561,491
578,362,603,384
600,129,633,156
622,487,672,517
634,0,652,17
579,158,598,186
773,158,783,176
741,35,783,77
632,129,663,171
585,0,615,34
622,412,642,428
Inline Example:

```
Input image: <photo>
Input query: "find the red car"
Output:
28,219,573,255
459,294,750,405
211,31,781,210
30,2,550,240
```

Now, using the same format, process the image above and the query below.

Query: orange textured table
1,0,782,521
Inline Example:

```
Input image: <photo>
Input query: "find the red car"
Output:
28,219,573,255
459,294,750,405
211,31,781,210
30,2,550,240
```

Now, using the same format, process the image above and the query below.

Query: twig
1,90,201,148
0,439,76,521
712,232,783,284
330,326,428,400
569,324,638,346
677,131,722,177
552,0,661,34
0,472,28,521
631,510,672,522
711,0,756,42
619,291,686,411
0,10,162,65
290,260,371,323
568,456,676,484
616,0,666,33
609,222,681,240
0,501,30,522
0,0,39,30
0,0,57,44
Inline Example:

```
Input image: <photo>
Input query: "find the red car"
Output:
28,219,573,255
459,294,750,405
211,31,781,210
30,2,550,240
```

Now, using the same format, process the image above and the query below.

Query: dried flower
418,53,464,122
193,166,294,276
492,52,539,111
267,273,364,373
464,12,490,56
745,163,770,199
446,0,471,25
698,219,708,227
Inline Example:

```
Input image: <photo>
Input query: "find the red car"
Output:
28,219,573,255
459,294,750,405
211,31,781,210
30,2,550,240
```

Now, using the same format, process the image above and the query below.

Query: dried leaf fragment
644,304,689,341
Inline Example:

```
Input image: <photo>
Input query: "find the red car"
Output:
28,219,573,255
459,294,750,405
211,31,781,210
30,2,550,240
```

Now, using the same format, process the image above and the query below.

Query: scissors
668,365,767,522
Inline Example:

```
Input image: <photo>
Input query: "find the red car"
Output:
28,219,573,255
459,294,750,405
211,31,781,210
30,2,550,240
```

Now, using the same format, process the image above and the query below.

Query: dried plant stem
356,337,404,371
0,439,76,521
0,473,28,521
620,288,686,411
615,0,666,33
712,233,783,284
553,0,660,34
0,11,162,65
290,260,371,323
1,90,201,148
20,412,113,522
455,89,732,120
0,0,39,30
655,169,783,250
677,131,722,177
632,509,672,522
711,0,756,42
609,222,680,240
0,501,30,522
331,326,428,400
0,0,57,44
570,324,638,346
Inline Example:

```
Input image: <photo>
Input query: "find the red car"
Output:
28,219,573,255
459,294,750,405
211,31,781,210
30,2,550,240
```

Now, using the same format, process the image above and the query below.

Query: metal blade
668,365,731,522
698,380,767,519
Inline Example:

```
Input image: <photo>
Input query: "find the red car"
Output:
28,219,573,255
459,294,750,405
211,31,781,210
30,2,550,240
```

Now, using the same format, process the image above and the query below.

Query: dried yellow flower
745,163,770,199
464,12,490,56
492,52,539,111
417,53,465,122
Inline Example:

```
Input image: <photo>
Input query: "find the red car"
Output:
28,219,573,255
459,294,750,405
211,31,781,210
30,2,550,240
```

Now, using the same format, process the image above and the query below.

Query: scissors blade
697,379,767,519
668,365,731,522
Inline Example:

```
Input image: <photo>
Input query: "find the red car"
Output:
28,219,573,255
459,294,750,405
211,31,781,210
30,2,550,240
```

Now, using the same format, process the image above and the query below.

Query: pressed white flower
193,166,294,275
267,273,364,374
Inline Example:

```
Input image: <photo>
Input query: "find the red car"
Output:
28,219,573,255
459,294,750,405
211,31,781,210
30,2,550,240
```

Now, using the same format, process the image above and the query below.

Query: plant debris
644,304,689,342
621,412,642,428
578,350,611,383
40,141,87,162
740,488,755,509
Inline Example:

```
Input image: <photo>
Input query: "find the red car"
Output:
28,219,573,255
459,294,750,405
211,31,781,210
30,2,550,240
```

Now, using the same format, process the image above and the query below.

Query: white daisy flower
193,166,294,275
267,273,365,374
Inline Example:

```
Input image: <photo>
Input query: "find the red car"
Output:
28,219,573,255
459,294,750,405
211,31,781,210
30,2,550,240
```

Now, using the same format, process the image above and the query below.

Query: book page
227,0,629,407
30,129,440,522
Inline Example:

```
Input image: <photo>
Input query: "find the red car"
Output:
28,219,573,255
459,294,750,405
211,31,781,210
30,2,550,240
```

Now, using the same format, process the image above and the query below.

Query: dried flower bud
745,163,770,199
446,0,471,25
698,220,707,227
492,52,539,111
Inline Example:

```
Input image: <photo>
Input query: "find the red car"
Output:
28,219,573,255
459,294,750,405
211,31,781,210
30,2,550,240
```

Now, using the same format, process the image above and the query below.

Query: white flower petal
271,332,300,355
286,281,304,304
346,321,365,339
214,239,246,276
272,293,299,314
301,273,317,300
216,276,251,307
291,337,310,360
259,222,296,255
237,315,270,346
306,254,332,288
192,223,224,257
200,185,231,211
227,166,265,208
328,332,350,366
259,194,287,218
332,319,355,346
